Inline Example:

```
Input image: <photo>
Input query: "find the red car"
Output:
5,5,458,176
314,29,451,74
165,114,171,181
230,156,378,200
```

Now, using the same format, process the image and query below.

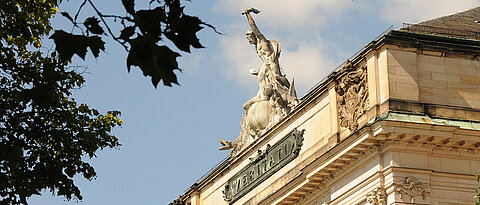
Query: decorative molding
295,144,383,204
388,139,479,154
291,138,474,204
272,136,478,204
366,187,387,205
395,176,429,203
335,62,369,131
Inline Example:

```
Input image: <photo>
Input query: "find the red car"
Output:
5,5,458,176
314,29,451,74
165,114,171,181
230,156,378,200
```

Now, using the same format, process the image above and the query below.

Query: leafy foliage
83,17,104,35
0,0,122,204
50,30,105,60
52,0,219,87
1,0,216,203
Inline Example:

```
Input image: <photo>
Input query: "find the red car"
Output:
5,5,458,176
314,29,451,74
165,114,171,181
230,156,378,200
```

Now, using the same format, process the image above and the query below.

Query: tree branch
87,0,129,51
102,15,134,22
74,0,88,23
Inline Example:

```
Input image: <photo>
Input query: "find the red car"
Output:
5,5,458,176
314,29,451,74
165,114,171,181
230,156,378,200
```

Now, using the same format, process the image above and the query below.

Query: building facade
173,7,480,205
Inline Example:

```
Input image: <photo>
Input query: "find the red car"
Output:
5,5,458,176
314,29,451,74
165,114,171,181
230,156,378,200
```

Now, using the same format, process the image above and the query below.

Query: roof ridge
417,6,480,25
400,6,480,40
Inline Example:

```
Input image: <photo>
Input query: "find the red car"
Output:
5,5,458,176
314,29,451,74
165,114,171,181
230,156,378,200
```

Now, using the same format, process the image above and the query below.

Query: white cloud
178,52,204,74
218,24,259,91
213,1,357,96
379,0,480,24
213,0,358,29
218,24,339,96
281,40,337,96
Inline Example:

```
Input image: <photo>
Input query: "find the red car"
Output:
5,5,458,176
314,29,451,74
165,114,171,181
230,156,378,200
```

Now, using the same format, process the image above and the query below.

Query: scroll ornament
335,61,369,131
395,176,429,203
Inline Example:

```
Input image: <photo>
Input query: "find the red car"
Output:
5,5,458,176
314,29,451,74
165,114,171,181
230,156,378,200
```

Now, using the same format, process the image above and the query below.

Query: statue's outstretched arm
244,10,266,41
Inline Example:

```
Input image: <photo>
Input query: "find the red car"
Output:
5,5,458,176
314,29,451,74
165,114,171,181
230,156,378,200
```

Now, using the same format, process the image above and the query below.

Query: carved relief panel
335,61,369,131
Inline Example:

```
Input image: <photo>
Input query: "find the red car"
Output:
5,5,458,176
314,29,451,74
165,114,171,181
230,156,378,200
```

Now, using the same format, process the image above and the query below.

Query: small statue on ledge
219,8,298,157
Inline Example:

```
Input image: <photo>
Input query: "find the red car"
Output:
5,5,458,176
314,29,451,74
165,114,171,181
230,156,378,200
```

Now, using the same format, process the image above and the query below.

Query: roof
418,6,480,31
400,6,480,40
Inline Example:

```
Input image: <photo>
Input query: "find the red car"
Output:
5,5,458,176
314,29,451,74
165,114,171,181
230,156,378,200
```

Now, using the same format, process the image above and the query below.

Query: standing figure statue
242,8,298,133
242,8,291,111
219,8,298,157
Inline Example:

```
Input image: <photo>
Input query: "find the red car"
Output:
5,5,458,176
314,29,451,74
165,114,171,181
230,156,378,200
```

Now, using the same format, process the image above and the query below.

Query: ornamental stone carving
366,187,387,205
395,176,429,203
219,8,299,157
335,61,369,131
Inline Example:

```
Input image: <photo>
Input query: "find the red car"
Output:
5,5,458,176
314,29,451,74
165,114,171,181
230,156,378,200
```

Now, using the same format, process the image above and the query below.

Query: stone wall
387,46,480,121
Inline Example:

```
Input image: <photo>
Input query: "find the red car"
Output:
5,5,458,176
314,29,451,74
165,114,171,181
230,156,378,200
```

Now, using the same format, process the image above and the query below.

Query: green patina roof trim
382,111,480,130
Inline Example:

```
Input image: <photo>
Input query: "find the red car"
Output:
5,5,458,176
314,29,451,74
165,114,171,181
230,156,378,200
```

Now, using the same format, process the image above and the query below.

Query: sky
27,0,480,204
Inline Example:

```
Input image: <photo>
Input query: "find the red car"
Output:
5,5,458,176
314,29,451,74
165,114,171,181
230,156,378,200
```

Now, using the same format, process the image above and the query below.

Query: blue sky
27,0,479,204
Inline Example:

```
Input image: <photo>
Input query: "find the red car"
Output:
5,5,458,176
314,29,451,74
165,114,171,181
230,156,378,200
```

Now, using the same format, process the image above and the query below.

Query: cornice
259,113,480,204
385,30,480,55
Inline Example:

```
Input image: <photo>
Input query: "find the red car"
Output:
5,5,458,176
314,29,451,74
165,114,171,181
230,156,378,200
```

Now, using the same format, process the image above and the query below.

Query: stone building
173,7,480,205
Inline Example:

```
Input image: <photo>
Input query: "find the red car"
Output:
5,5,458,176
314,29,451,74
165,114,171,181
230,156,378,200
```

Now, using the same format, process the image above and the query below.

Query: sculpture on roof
219,8,299,156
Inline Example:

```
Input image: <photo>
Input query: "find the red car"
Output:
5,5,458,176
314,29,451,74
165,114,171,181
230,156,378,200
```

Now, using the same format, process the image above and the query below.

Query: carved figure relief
366,187,387,205
219,8,298,157
335,61,369,131
395,176,429,203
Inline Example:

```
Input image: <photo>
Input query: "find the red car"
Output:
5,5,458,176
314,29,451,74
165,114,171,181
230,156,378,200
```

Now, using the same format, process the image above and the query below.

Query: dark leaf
119,26,136,41
134,7,166,37
83,17,104,35
87,36,106,58
60,12,74,23
43,65,66,82
65,167,76,178
30,85,52,106
50,30,105,61
127,35,180,87
165,15,204,52
122,0,135,15
50,30,88,60
165,0,183,22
